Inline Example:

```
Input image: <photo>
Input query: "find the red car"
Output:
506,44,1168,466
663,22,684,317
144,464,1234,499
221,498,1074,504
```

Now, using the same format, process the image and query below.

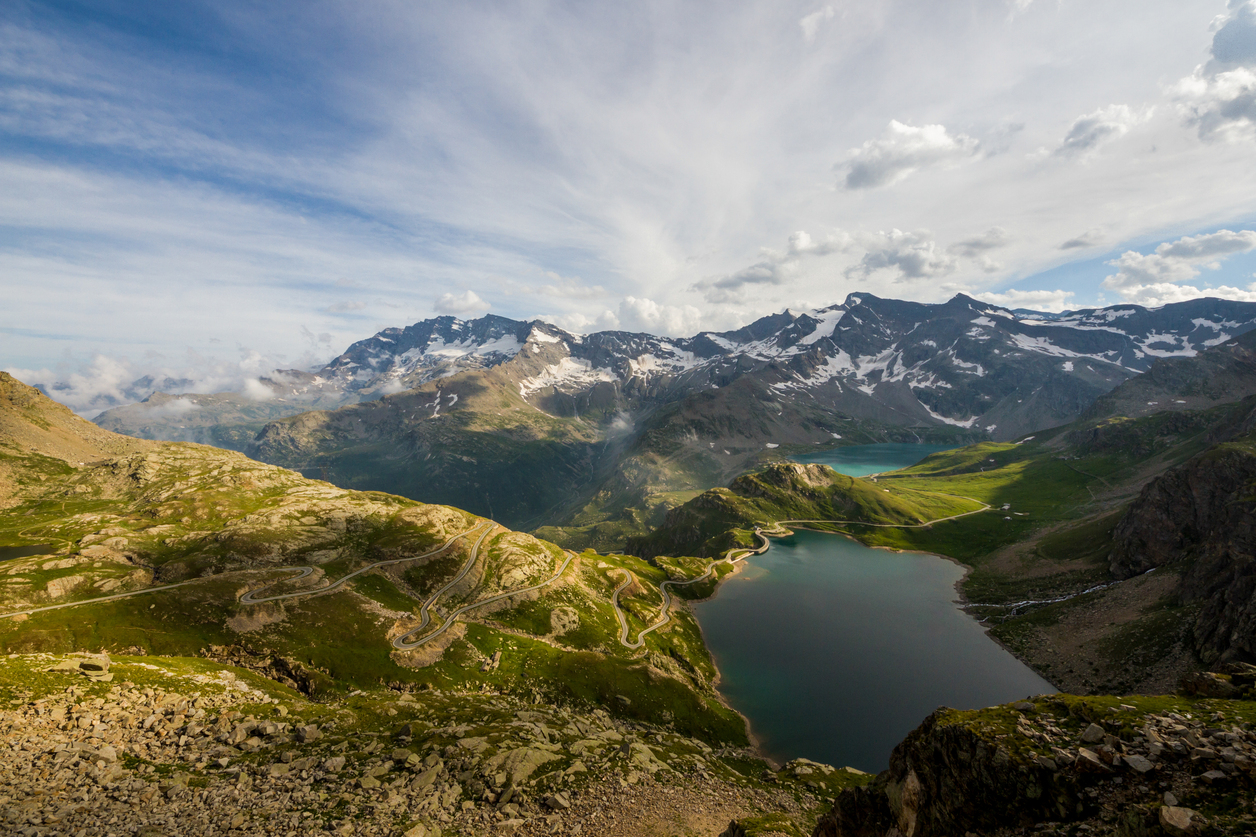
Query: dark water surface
0,544,54,562
691,444,1054,772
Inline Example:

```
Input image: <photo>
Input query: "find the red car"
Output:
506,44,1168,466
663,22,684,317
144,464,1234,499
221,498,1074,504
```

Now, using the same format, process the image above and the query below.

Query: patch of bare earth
1006,569,1193,696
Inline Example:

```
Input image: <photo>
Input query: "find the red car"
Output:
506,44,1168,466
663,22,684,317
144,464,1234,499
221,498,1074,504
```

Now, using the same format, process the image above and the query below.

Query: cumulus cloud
433,290,490,316
1101,229,1256,304
1174,1,1256,141
1051,105,1151,158
5,354,138,417
692,230,852,303
615,297,704,336
841,121,981,190
540,309,621,335
845,229,957,281
800,6,836,42
1211,0,1256,67
1060,229,1106,249
970,288,1076,313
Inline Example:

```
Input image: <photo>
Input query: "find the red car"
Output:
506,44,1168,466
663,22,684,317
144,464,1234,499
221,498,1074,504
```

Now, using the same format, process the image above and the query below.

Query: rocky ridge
89,296,1256,541
0,653,859,837
810,693,1256,837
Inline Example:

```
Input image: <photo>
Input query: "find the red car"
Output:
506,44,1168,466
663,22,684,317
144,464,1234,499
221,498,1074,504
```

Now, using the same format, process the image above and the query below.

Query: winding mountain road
240,523,491,607
393,543,574,650
607,491,992,649
611,529,770,649
0,523,488,621
0,576,219,619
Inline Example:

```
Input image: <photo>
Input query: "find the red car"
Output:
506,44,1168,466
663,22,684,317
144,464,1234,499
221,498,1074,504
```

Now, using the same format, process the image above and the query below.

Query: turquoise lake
691,444,1054,772
790,442,956,476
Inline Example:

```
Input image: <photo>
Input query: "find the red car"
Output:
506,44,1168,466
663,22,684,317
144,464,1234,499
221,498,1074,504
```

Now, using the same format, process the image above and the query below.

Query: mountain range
93,293,1256,540
8,311,1256,836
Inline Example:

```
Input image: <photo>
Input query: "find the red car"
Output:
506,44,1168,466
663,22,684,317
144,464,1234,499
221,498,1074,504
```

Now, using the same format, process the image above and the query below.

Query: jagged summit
272,294,1256,423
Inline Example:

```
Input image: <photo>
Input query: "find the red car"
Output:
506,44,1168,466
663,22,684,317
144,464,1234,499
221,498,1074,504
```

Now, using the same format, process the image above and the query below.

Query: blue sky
3,0,1256,410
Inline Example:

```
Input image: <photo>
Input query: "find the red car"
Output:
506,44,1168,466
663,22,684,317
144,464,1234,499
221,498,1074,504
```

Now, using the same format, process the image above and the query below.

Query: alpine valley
94,293,1256,550
6,293,1256,837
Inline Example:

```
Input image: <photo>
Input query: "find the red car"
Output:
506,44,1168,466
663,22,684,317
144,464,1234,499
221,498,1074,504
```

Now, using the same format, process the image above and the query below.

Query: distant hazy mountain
94,293,1256,537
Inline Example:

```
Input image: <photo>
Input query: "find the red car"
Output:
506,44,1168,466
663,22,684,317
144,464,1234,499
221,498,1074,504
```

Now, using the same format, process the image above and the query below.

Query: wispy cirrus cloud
6,0,1256,402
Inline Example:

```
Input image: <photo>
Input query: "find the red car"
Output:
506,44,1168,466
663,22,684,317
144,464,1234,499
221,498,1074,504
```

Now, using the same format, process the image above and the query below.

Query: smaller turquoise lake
691,444,1054,772
790,442,956,475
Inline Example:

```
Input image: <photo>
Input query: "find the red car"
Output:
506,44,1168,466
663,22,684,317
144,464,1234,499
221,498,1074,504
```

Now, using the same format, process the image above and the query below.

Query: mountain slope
0,372,746,743
92,295,1256,539
630,331,1256,698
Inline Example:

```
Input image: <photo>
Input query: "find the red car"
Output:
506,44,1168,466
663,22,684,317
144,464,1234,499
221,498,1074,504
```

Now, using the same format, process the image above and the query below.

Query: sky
3,0,1256,412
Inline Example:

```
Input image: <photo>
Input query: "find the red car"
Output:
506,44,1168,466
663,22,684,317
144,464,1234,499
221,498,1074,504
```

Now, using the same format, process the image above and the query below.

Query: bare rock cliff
1108,439,1256,664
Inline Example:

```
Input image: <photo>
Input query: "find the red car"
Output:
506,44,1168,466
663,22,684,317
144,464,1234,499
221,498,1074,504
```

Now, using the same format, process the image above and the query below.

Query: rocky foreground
1,653,858,837
811,680,1256,837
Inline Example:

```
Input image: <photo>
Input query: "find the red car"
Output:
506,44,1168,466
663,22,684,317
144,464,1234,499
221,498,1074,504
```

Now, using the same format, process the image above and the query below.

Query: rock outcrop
815,696,1256,837
1109,436,1256,664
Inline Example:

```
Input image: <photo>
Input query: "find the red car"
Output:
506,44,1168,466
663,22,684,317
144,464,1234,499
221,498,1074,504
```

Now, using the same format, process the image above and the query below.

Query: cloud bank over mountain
3,1,1256,388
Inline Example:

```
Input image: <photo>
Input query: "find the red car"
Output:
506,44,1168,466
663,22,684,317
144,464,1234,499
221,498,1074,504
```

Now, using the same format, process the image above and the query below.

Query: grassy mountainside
0,371,748,744
792,401,1256,696
247,369,614,530
628,462,985,560
627,335,1256,699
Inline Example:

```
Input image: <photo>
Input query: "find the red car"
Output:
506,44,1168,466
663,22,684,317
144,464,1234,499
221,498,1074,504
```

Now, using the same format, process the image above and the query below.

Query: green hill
629,462,985,559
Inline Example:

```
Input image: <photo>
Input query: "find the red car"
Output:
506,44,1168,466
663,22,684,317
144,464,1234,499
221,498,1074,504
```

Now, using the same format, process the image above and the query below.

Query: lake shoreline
687,443,1054,772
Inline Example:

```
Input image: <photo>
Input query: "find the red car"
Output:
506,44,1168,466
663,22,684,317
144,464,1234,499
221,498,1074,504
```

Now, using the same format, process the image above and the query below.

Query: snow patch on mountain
519,357,618,398
798,309,846,346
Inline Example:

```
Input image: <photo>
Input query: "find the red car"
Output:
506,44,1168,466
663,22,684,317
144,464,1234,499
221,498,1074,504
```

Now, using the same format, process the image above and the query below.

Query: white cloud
799,6,836,42
692,229,852,303
841,121,981,190
1050,104,1151,158
327,300,366,313
1102,229,1256,304
846,229,957,281
1211,1,1256,68
970,288,1076,313
615,297,703,336
4,347,315,417
535,272,606,300
1174,1,1256,141
433,290,491,316
241,378,276,401
147,397,200,418
541,309,621,335
1175,66,1256,141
